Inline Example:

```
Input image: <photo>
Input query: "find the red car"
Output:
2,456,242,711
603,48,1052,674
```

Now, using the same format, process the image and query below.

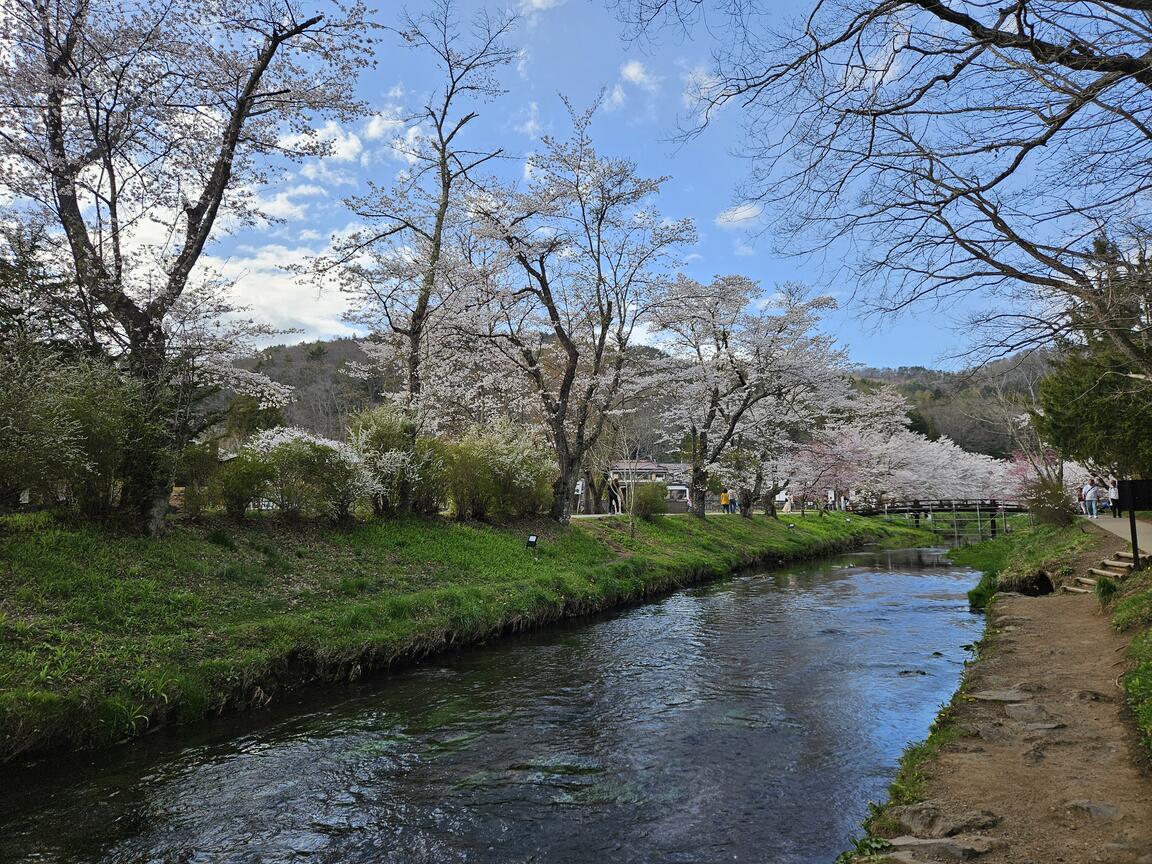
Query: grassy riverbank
0,510,929,761
1114,555,1152,753
951,522,1098,609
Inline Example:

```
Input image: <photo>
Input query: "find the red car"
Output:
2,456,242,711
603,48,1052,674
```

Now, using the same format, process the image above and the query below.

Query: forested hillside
856,352,1050,457
249,337,1045,458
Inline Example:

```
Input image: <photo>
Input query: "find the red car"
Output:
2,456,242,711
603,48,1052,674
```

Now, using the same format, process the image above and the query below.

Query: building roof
610,460,691,473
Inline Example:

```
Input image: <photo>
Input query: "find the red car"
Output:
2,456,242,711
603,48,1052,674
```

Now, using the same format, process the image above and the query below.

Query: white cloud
715,203,763,228
606,84,627,111
283,120,363,162
734,241,756,257
606,60,661,115
300,161,355,186
364,112,404,141
253,184,327,222
620,60,659,91
682,64,722,109
516,102,541,138
390,126,423,166
516,49,531,79
205,243,358,341
520,0,564,11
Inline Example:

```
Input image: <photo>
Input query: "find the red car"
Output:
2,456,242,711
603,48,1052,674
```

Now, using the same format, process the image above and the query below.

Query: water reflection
0,548,981,864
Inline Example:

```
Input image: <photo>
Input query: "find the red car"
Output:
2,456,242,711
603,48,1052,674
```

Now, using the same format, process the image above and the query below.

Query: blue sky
214,0,964,369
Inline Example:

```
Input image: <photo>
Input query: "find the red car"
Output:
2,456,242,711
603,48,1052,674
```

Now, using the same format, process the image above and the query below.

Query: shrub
247,427,374,522
630,483,668,521
175,442,218,519
441,424,555,523
0,348,142,518
1095,575,1119,607
348,406,443,515
1020,476,1076,526
213,452,274,521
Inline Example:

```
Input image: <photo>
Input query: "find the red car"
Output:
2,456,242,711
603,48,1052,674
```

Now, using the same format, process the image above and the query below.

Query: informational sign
1118,479,1152,511
1118,480,1151,571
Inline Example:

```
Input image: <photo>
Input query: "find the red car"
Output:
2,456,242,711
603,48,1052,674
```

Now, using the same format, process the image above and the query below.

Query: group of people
718,489,739,513
1080,477,1121,518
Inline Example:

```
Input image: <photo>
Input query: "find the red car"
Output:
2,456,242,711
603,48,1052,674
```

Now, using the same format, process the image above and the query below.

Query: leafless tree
469,104,695,523
622,0,1152,371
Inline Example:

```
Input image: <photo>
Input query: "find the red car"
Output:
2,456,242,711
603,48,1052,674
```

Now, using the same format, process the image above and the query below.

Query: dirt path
878,529,1152,864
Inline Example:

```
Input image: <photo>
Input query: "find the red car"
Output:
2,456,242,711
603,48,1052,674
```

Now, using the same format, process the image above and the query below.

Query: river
0,547,983,864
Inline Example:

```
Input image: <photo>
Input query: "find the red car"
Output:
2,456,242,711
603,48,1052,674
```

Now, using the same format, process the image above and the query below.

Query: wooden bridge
854,499,1028,517
857,499,1029,543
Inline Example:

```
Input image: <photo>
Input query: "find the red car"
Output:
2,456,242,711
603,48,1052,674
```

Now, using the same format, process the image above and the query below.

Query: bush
1096,575,1119,606
441,424,555,523
1020,476,1076,526
630,483,667,521
0,348,142,518
348,406,443,515
175,442,218,519
213,452,274,521
247,427,374,522
264,438,327,520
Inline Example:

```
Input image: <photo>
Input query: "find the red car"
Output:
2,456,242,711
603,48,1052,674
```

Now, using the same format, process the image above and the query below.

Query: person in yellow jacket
719,490,729,512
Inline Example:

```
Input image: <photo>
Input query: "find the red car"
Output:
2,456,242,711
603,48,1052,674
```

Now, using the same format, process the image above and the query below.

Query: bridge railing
855,499,1030,544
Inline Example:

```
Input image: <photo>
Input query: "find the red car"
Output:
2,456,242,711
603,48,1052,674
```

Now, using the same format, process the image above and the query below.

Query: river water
0,548,983,864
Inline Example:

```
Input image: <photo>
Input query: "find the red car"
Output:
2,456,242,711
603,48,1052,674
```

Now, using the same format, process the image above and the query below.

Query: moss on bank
0,511,929,761
951,523,1097,609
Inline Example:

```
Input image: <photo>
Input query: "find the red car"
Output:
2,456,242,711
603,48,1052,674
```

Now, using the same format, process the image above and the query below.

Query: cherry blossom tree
467,106,695,523
713,339,852,517
316,0,516,408
0,0,372,533
653,276,839,517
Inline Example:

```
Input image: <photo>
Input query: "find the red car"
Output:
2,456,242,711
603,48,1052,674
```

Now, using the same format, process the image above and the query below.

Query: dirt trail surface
882,534,1152,863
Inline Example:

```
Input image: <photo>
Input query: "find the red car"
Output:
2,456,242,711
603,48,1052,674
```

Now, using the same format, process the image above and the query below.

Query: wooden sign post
1117,480,1152,571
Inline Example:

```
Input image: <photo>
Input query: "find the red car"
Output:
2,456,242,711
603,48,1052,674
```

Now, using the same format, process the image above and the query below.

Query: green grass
1113,564,1152,754
0,510,931,761
950,523,1098,609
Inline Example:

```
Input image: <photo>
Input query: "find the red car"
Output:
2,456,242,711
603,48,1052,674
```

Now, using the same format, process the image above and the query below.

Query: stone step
1075,577,1098,587
1064,585,1091,594
1102,559,1134,570
1115,550,1147,560
1089,568,1119,579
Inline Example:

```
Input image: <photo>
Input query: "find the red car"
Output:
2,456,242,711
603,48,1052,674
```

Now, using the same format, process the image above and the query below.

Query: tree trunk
690,461,708,519
583,469,604,514
738,490,754,518
550,455,580,524
118,334,176,536
742,467,764,519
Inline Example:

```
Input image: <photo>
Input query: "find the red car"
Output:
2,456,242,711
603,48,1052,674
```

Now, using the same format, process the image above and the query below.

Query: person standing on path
1110,479,1122,518
719,489,729,514
1085,478,1101,518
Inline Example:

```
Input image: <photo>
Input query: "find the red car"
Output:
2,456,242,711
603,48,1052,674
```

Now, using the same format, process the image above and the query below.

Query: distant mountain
238,338,388,439
855,351,1050,457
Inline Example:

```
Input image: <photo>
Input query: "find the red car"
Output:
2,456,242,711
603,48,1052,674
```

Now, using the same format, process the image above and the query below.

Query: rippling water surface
0,548,983,864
